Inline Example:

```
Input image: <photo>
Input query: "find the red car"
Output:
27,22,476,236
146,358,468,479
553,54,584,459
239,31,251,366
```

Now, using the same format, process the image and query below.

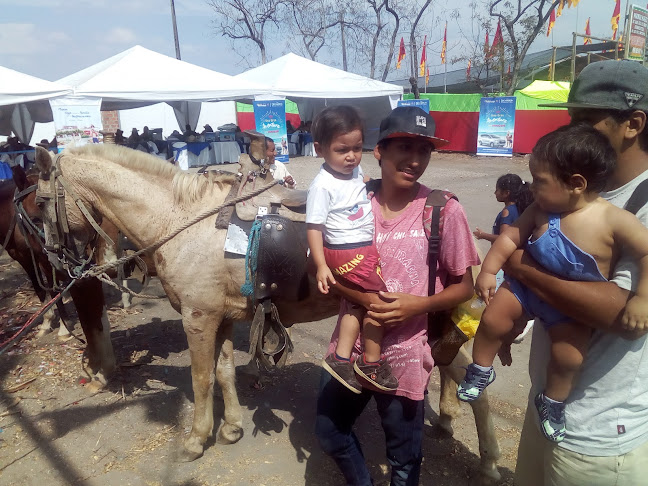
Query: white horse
33,144,500,482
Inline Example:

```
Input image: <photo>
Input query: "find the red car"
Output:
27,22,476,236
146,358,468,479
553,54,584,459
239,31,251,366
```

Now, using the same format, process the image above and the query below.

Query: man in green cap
509,60,648,485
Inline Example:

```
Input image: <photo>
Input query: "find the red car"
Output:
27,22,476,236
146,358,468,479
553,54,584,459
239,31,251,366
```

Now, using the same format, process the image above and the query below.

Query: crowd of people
1,59,646,486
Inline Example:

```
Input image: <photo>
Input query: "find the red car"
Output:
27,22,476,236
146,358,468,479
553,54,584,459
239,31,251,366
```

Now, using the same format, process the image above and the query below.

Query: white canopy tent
0,66,72,143
235,53,403,147
58,45,269,129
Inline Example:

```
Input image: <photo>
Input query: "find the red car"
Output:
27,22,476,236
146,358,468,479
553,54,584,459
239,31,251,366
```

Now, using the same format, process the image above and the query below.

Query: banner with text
626,5,648,62
50,97,103,152
253,100,289,163
397,99,430,113
476,96,516,157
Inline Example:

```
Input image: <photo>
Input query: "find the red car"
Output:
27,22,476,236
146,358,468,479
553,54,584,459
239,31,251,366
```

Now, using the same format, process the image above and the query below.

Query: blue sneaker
535,393,566,442
457,363,495,402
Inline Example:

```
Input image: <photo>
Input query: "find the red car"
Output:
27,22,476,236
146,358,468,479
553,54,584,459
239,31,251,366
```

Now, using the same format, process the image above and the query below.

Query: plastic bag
451,294,485,339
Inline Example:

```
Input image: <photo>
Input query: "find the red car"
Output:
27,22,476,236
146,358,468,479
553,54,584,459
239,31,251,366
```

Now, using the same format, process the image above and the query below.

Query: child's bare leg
362,314,383,362
472,283,526,367
335,303,363,359
545,321,591,402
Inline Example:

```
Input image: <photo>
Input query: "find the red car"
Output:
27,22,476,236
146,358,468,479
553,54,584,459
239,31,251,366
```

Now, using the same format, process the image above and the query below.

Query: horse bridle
35,153,113,279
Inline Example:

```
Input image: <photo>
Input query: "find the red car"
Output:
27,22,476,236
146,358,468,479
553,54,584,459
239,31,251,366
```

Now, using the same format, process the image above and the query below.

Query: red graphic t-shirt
326,185,480,400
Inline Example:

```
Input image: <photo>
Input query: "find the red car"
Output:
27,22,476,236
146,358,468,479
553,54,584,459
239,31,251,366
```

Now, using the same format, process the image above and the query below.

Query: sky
0,0,627,83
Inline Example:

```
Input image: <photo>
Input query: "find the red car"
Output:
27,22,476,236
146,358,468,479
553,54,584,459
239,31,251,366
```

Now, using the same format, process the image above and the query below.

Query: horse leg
70,278,116,392
121,279,132,309
178,308,222,462
54,297,72,340
14,257,57,339
438,365,462,436
214,319,243,445
445,345,501,483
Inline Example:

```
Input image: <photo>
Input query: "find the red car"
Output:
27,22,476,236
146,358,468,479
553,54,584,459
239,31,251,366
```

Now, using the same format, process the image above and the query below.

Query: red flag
397,37,406,69
584,17,592,45
466,59,472,80
611,0,621,39
441,22,447,64
484,31,490,57
492,21,503,49
547,8,556,36
507,64,511,74
419,35,427,77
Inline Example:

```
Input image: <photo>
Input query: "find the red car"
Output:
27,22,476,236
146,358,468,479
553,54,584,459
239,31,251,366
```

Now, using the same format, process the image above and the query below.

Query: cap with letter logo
377,106,449,148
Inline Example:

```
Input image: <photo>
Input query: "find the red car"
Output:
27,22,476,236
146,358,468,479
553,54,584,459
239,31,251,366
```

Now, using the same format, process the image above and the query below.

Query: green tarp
236,100,300,114
403,93,482,112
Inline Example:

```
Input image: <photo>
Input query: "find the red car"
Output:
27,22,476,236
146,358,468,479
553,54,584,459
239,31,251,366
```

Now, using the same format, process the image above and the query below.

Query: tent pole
170,0,182,60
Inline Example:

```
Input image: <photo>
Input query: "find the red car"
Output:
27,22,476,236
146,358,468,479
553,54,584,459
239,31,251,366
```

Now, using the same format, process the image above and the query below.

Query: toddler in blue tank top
458,124,648,443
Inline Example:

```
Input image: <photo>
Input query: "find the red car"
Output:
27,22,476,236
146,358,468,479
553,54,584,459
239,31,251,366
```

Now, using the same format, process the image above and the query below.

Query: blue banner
476,96,516,157
397,99,430,113
253,100,289,163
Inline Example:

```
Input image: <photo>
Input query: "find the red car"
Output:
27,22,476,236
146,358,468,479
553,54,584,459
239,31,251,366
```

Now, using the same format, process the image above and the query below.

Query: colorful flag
466,59,472,80
612,0,621,40
397,37,406,69
572,0,580,5
547,8,556,36
507,64,511,75
492,21,504,49
426,66,430,86
484,31,490,57
419,35,427,77
441,22,447,64
557,0,565,17
584,17,592,45
567,0,573,6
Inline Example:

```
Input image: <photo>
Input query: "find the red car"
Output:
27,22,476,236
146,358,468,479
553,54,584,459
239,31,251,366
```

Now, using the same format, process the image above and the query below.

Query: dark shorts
323,241,387,292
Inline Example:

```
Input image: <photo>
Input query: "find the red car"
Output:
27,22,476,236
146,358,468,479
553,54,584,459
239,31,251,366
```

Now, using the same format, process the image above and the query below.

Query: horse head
34,146,95,275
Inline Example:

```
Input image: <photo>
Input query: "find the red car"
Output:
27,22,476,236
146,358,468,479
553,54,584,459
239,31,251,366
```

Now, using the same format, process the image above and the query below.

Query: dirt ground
0,152,534,486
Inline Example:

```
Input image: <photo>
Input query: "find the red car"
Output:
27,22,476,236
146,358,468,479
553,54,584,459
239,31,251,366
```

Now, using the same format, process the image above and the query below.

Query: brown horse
33,144,500,482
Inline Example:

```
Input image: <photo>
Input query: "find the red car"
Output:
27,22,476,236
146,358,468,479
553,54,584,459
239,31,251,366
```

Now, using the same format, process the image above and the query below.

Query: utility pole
339,12,348,71
170,0,181,60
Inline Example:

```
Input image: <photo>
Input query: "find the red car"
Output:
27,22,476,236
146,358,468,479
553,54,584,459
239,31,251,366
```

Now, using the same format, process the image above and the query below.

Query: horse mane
63,144,238,204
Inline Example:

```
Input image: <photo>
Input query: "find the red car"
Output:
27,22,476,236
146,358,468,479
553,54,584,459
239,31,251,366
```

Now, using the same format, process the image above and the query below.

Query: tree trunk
381,1,400,82
409,77,420,99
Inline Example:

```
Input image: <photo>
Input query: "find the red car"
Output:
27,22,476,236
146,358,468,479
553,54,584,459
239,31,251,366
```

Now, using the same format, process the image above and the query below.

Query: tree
286,0,340,60
208,0,285,65
488,0,560,94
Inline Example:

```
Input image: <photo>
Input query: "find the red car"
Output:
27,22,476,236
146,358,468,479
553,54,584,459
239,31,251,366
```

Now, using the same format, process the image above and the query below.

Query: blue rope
241,219,263,296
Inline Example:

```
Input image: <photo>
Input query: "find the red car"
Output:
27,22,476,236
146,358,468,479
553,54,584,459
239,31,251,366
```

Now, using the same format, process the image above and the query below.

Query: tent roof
0,66,71,106
518,80,570,102
58,45,268,102
235,53,403,98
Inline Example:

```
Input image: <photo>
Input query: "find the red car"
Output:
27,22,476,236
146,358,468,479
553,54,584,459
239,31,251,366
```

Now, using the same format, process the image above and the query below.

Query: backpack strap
423,190,457,296
625,178,648,215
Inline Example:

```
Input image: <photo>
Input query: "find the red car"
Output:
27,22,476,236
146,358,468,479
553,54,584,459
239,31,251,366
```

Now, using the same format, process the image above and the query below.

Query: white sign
50,97,103,151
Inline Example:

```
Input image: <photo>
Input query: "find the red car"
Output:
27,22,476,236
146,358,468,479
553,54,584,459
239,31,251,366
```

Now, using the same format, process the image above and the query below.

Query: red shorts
323,242,387,292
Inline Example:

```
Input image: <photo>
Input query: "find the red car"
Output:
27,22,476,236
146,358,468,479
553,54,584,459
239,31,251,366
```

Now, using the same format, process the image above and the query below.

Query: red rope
0,291,63,350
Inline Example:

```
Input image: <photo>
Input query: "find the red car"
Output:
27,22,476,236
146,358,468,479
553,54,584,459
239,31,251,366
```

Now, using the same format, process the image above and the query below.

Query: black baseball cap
377,106,449,148
540,60,648,111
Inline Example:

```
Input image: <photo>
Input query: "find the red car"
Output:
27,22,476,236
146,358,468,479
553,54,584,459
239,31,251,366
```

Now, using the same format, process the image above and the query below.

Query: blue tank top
526,213,606,282
492,204,520,235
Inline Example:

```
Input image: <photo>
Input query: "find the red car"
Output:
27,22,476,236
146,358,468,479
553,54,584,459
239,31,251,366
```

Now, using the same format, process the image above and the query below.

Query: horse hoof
177,439,204,462
437,416,454,436
86,377,107,393
479,462,501,484
57,333,74,342
36,328,53,338
216,423,243,444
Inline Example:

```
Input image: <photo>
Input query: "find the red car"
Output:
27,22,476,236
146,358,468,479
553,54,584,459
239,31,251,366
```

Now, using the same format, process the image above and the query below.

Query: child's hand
316,265,336,294
473,227,485,240
622,296,648,331
475,271,497,305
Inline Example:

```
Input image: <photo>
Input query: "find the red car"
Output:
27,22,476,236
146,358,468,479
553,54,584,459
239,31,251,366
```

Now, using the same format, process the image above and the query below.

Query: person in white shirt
264,137,295,188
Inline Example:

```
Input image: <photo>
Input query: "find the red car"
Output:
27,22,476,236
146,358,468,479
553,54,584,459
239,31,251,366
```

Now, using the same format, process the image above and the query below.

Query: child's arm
307,224,336,294
610,208,648,331
476,204,538,304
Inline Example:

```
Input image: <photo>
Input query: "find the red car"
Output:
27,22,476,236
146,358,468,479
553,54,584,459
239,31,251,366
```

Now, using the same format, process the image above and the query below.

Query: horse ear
35,146,53,174
11,165,29,191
